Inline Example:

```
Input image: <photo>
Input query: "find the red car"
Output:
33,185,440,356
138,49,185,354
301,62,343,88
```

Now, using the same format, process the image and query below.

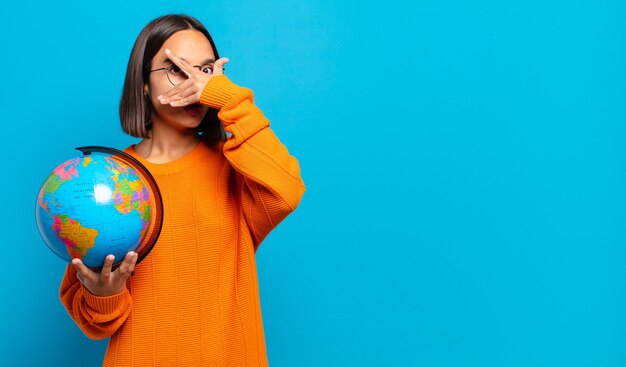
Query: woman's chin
152,107,208,131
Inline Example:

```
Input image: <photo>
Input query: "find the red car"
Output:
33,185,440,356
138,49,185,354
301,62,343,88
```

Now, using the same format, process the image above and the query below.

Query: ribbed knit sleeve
200,75,306,247
59,265,133,340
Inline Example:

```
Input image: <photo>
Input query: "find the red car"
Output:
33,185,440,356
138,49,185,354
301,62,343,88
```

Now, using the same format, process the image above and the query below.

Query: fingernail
165,48,171,54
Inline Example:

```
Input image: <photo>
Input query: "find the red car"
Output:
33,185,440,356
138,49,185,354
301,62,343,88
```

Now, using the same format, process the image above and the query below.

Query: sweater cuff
199,75,243,110
82,286,131,314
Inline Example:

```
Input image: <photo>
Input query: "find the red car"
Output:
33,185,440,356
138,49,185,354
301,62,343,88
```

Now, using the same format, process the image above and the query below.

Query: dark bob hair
119,14,226,142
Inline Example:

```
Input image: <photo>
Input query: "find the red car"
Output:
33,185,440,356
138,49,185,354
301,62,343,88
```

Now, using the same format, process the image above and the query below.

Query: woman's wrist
199,75,241,109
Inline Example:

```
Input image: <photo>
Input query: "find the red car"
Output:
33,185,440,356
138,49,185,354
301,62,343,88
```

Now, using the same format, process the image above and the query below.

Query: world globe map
36,147,162,269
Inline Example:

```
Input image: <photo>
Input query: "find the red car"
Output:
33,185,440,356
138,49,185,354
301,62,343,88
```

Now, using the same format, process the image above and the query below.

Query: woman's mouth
183,103,203,116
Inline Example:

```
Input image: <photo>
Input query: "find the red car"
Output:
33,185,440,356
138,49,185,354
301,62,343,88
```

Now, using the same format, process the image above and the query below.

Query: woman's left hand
157,48,229,107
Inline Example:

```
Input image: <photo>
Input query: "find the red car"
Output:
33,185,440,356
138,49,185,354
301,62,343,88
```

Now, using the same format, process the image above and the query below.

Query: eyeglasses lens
167,65,187,86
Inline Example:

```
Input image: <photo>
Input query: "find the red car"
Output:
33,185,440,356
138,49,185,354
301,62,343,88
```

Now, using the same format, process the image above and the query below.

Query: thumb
213,57,229,75
72,258,93,283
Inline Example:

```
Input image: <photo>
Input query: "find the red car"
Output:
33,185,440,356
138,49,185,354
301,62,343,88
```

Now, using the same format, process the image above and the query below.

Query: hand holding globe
35,147,163,287
72,251,139,296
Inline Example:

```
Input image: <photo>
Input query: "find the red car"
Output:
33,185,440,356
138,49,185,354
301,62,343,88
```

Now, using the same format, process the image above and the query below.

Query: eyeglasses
149,64,217,86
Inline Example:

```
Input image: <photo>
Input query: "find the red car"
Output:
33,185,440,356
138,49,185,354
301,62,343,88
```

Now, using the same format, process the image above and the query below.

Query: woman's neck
134,123,200,164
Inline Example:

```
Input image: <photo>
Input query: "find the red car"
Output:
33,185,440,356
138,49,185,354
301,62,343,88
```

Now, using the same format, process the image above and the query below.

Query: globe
35,146,163,269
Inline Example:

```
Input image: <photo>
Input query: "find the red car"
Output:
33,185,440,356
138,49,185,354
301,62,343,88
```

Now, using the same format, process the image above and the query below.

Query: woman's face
145,29,216,132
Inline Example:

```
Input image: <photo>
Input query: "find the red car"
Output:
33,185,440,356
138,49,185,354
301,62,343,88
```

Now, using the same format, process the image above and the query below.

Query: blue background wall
1,0,625,365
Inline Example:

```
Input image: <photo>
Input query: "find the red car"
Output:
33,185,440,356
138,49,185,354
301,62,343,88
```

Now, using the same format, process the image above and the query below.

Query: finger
169,93,202,107
158,80,197,103
117,251,138,278
165,48,193,76
158,77,196,101
212,57,229,75
72,258,94,283
100,255,115,280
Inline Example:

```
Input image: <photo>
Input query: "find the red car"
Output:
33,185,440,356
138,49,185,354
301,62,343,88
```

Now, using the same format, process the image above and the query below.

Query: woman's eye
169,65,182,74
201,66,213,74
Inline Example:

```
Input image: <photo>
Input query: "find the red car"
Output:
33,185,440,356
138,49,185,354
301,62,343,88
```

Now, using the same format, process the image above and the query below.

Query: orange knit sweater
59,75,305,367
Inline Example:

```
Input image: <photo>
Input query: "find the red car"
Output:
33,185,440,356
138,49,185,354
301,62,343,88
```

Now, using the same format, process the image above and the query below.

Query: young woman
60,14,305,367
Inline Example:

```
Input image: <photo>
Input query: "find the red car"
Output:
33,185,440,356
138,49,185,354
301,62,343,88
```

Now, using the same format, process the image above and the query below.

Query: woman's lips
183,103,203,116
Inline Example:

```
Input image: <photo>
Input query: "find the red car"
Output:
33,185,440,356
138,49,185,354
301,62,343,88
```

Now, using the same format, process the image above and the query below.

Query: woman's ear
144,85,149,96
